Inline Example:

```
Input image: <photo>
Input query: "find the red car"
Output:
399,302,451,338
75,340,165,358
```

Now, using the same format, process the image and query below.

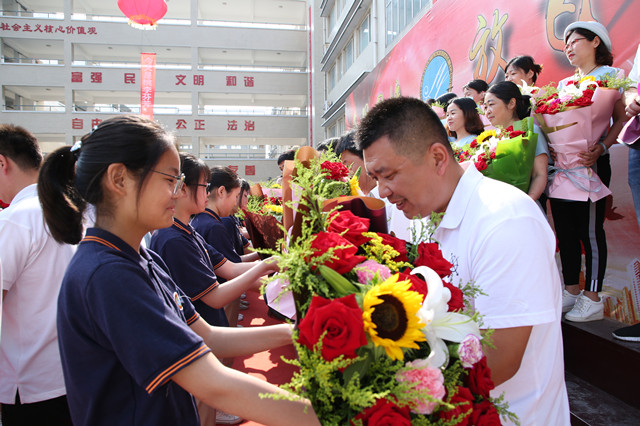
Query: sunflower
362,274,426,360
476,129,497,145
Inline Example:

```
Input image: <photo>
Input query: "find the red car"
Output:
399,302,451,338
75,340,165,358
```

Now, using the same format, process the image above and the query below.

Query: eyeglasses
151,169,185,195
194,183,211,193
564,37,586,52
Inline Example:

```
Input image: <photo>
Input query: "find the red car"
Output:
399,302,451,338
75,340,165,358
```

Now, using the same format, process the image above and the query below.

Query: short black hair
0,124,42,170
356,97,451,158
463,79,489,93
316,137,339,152
334,131,361,159
277,148,298,165
436,92,457,105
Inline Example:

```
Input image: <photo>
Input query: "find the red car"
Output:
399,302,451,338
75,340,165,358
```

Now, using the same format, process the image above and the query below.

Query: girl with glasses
150,154,276,425
191,166,262,330
37,115,318,426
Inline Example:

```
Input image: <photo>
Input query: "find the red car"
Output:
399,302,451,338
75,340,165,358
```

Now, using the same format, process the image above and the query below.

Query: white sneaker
562,290,579,313
216,410,242,425
565,293,604,322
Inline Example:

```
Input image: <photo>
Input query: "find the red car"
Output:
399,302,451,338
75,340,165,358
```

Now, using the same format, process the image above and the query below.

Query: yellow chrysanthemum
266,204,283,214
349,174,361,196
272,183,282,189
362,274,426,360
579,75,596,83
476,129,497,145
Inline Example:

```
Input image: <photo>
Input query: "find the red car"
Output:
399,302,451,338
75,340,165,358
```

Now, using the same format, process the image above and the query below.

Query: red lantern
117,0,168,30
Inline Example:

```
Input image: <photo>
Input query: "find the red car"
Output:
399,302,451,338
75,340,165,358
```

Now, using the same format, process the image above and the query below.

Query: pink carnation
396,360,446,414
355,260,391,284
457,334,483,368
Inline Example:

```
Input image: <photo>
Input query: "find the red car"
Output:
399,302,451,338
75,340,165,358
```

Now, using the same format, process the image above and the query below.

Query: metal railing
71,60,191,70
198,106,306,116
4,104,65,112
2,57,63,65
73,105,192,115
199,64,307,73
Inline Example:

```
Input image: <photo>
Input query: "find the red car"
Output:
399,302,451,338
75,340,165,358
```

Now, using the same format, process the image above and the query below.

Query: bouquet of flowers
454,117,538,193
242,184,284,252
534,72,631,201
261,153,517,425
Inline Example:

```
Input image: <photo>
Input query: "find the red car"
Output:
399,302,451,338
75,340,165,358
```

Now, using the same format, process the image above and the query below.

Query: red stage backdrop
345,0,640,129
345,0,640,325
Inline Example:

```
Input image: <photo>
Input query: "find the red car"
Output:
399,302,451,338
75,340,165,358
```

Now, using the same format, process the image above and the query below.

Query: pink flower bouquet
535,81,622,202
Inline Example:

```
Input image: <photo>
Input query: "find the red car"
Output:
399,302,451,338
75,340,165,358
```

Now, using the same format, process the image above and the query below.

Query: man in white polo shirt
0,124,74,425
358,97,570,425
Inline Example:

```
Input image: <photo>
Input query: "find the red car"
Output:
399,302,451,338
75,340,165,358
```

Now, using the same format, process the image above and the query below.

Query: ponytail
487,81,532,121
505,56,543,84
209,166,241,197
38,146,86,244
38,115,174,244
515,95,532,120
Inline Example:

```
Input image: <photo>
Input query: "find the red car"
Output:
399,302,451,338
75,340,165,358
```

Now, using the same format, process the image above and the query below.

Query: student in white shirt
0,124,75,425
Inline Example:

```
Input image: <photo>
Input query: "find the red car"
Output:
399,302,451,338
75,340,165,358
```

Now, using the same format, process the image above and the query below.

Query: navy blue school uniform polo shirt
57,228,209,426
222,215,250,256
150,218,229,327
192,208,245,263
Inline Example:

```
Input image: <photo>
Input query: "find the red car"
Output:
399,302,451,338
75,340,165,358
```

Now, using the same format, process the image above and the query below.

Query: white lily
559,83,581,98
412,266,481,369
519,80,539,97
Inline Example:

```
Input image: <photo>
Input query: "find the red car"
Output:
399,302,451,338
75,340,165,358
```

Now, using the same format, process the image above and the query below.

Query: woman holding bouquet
445,97,485,148
554,21,627,322
484,81,550,202
37,115,318,426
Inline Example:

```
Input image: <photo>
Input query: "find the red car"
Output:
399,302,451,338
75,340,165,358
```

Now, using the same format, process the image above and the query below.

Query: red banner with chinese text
345,0,640,129
140,53,156,119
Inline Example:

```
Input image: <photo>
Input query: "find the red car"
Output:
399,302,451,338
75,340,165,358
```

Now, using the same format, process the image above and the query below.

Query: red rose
469,399,501,426
377,233,409,262
443,281,464,312
309,232,366,274
414,243,453,278
439,387,473,425
465,356,495,398
475,159,488,171
321,161,350,181
351,398,411,426
399,269,428,303
509,130,525,138
470,140,478,148
298,294,367,362
489,151,496,159
328,210,371,247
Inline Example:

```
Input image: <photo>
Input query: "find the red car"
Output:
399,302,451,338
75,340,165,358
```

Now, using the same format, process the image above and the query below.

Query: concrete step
562,317,640,424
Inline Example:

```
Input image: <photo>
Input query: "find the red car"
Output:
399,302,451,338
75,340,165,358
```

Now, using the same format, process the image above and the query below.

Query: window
385,0,432,46
327,64,336,91
344,38,354,72
358,15,370,54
